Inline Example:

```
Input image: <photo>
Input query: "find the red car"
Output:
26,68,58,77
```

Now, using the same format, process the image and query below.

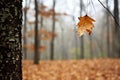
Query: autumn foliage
27,29,57,40
39,4,68,18
23,29,57,52
23,44,46,52
77,15,95,36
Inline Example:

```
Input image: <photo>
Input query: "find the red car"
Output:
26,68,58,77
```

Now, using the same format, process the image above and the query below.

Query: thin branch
98,0,120,27
90,0,96,14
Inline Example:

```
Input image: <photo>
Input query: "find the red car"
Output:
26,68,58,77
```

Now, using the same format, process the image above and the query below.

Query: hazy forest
0,0,120,80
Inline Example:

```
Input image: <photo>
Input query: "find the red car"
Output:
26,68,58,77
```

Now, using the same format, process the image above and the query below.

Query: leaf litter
23,58,120,80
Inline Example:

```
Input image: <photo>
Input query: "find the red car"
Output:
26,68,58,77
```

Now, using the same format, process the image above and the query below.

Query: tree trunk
72,16,79,59
106,0,111,57
113,0,120,57
89,36,94,58
50,0,56,60
39,0,43,60
80,0,84,59
23,0,27,59
34,0,39,64
0,0,22,79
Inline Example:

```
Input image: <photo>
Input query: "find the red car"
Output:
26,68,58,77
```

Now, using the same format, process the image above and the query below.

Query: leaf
77,15,95,36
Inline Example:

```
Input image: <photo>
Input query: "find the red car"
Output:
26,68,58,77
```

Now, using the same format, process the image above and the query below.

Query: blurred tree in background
112,0,120,58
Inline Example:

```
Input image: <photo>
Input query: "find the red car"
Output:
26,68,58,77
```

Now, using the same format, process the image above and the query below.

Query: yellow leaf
77,15,95,36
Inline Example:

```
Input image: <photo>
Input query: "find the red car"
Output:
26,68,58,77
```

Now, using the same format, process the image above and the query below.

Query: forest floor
23,58,120,80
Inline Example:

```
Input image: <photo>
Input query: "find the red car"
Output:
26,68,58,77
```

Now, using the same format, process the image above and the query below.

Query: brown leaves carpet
23,59,120,80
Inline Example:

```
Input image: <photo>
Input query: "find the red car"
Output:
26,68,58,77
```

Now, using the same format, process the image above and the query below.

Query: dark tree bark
50,0,56,60
80,0,84,59
34,0,39,64
0,0,22,79
113,0,120,57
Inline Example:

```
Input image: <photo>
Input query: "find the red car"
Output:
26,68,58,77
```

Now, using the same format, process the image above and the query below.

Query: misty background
22,0,120,62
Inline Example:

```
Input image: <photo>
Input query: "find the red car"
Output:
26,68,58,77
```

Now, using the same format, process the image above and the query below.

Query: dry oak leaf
77,15,95,36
